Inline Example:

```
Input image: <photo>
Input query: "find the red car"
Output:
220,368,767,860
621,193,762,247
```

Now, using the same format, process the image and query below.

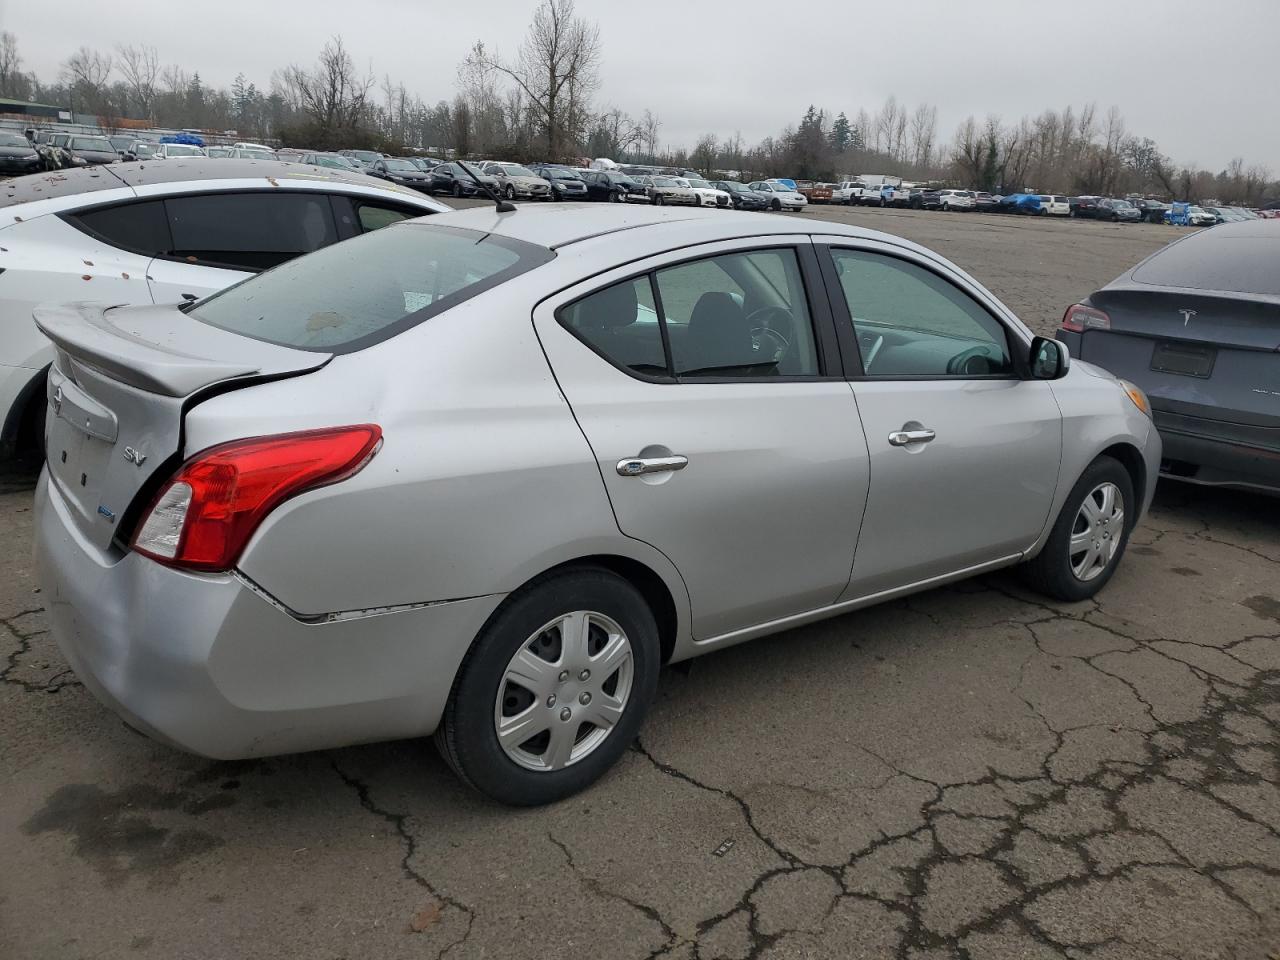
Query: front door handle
888,428,936,447
616,455,689,477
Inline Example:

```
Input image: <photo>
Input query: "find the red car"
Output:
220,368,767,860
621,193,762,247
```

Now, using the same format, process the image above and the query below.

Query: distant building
0,97,71,123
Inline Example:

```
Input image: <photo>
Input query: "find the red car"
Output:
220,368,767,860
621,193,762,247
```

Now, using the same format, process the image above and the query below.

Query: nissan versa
35,206,1159,805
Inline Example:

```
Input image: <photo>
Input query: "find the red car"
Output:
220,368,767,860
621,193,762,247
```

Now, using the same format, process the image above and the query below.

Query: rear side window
354,202,418,232
67,200,171,254
165,193,338,271
560,277,666,377
188,223,553,352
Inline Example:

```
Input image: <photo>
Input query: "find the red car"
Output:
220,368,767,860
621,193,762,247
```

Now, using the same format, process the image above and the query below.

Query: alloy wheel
494,611,635,772
1069,482,1125,581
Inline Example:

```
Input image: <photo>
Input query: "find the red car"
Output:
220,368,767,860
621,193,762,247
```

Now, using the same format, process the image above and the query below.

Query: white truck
833,180,865,205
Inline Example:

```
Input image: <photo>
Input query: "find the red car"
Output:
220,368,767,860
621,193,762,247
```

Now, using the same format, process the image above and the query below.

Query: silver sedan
34,206,1159,805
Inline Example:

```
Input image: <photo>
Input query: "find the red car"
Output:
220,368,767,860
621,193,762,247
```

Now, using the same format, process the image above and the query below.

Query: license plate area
1151,341,1216,379
47,411,114,516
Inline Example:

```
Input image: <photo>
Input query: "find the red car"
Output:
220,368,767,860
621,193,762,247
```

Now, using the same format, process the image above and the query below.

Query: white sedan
0,159,448,462
747,180,809,211
673,177,732,208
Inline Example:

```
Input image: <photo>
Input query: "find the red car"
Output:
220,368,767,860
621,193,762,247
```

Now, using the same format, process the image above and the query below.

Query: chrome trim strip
234,572,491,625
692,554,1024,649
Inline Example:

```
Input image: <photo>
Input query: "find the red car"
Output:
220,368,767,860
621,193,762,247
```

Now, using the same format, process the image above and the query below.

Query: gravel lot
2,206,1277,960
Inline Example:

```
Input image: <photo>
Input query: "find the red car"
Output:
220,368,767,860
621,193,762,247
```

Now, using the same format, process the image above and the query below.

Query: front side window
189,223,552,352
830,249,1013,378
354,200,420,232
558,248,820,380
165,192,338,271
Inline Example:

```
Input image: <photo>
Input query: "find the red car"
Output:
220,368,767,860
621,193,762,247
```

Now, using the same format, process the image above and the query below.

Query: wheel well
1098,443,1146,509
533,555,679,664
1,365,49,460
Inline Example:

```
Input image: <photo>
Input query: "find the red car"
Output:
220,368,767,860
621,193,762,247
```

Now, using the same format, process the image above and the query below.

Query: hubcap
494,611,634,772
1069,482,1125,581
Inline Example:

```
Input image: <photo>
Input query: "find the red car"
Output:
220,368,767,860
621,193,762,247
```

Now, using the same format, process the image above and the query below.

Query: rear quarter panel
196,272,690,633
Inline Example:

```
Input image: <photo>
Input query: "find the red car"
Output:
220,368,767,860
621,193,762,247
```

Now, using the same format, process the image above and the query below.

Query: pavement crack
330,761,476,957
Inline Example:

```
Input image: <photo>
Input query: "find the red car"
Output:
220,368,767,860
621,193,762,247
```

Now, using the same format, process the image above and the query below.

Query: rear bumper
35,472,504,758
1154,407,1280,495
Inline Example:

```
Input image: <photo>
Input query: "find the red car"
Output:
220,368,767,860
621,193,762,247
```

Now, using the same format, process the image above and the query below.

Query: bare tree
464,0,601,160
116,44,159,124
909,103,937,168
640,108,661,160
280,36,374,146
951,115,984,185
0,32,24,99
61,46,113,116
691,133,718,177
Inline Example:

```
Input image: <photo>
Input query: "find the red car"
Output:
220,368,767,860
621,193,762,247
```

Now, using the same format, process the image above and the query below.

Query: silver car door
533,237,869,641
816,238,1062,599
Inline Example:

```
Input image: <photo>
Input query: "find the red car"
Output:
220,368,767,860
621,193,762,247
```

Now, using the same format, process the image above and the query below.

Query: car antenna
460,161,516,213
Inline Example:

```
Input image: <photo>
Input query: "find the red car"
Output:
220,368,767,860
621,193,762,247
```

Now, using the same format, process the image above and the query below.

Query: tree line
0,1,1273,205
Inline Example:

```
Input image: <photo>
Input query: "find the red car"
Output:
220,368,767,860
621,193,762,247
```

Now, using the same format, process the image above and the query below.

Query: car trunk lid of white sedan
34,300,330,549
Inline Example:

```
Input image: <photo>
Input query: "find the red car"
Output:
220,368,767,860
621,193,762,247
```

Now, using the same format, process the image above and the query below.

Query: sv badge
123,446,147,467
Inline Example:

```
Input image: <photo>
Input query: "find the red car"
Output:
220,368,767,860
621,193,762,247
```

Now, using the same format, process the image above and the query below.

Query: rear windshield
72,137,113,151
1133,232,1280,296
188,223,554,353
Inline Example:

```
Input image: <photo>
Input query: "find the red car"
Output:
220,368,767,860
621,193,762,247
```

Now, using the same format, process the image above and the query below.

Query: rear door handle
616,455,689,477
888,429,936,447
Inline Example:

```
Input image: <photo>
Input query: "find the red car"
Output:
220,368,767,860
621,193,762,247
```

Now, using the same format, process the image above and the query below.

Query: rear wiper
678,360,779,377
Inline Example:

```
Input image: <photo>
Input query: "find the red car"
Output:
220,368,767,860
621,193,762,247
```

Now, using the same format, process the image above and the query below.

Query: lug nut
546,694,557,708
558,670,569,682
579,692,592,705
559,707,572,722
579,669,590,681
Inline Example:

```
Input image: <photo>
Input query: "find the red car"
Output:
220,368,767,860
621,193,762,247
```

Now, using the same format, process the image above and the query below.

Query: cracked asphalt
2,208,1278,960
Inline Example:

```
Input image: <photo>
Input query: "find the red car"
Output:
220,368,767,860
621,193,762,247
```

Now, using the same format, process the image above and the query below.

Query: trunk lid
1078,289,1280,425
35,301,330,550
1088,288,1280,351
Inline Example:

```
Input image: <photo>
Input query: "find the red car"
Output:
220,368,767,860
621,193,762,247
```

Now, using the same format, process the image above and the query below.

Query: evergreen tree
829,112,851,152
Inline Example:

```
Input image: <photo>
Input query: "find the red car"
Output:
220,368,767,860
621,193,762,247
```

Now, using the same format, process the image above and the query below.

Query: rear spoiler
34,301,329,397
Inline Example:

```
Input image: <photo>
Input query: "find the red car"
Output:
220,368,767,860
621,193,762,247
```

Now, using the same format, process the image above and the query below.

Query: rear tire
452,182,462,199
435,567,660,806
1019,456,1135,602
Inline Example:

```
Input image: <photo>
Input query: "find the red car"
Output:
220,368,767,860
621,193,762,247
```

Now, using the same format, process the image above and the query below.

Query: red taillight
132,425,382,572
1062,303,1111,333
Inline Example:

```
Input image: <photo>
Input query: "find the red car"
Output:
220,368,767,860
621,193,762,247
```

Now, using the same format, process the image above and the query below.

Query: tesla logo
123,446,147,467
1179,308,1197,327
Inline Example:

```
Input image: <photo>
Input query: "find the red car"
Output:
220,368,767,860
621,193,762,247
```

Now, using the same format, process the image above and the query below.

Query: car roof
0,158,394,210
417,203,928,253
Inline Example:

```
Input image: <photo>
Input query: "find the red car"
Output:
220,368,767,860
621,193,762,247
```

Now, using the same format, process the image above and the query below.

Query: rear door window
164,192,338,271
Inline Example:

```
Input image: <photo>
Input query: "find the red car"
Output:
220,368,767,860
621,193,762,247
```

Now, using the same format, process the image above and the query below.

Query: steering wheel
946,345,994,376
746,305,793,359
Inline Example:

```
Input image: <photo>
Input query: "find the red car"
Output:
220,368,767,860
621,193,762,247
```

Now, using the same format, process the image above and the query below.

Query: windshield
651,176,677,187
311,155,346,168
1114,201,1135,209
133,143,156,156
165,144,203,156
0,133,30,148
551,170,581,181
207,147,233,156
383,159,416,172
686,179,712,189
190,224,555,353
351,151,381,162
458,161,489,176
240,149,273,160
72,137,113,151
502,165,535,177
719,182,745,192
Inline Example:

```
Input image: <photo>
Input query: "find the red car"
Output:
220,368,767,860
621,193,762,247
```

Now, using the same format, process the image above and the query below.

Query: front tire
504,185,515,200
435,567,660,806
452,182,462,199
771,198,781,211
1019,456,1135,602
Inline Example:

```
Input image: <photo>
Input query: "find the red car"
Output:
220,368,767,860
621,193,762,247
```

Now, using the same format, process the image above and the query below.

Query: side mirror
1030,336,1070,380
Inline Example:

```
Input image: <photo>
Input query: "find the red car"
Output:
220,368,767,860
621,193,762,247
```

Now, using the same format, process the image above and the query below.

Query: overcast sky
2,0,1275,170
